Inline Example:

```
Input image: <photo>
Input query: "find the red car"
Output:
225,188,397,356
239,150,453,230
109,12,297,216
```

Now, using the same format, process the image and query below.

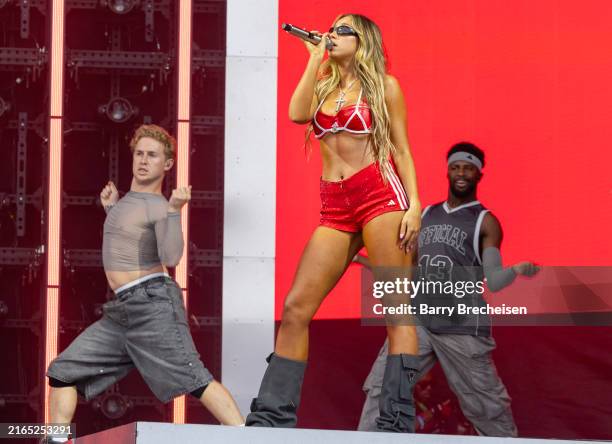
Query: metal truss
0,0,47,39
0,46,47,83
0,393,39,410
0,0,227,423
64,246,221,268
0,390,160,409
0,247,42,266
15,112,27,236
67,0,171,44
65,114,222,136
191,115,223,135
1,315,218,333
5,112,45,136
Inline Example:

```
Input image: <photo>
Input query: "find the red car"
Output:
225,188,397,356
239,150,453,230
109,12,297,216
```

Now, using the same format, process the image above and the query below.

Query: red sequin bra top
312,88,372,139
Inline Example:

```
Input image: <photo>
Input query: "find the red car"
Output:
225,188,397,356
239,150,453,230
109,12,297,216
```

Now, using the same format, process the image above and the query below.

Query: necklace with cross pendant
334,78,357,113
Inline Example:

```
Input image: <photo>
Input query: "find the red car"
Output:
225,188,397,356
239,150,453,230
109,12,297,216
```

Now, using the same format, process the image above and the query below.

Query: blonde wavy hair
307,14,395,178
129,124,176,160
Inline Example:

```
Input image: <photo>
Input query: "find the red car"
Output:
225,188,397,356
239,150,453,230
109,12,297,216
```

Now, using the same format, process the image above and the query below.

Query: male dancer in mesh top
44,125,243,442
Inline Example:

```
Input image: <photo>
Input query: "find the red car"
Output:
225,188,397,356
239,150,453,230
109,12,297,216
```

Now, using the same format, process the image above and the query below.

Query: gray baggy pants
358,326,517,436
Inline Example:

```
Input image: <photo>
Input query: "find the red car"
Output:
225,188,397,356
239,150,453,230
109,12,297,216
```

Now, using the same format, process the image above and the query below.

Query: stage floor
74,422,608,444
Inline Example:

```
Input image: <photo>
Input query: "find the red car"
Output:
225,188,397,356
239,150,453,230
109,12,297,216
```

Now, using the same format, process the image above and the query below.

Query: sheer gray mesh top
103,191,184,271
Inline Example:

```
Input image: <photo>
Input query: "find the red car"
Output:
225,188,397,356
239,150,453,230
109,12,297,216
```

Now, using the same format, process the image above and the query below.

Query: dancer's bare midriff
105,264,167,291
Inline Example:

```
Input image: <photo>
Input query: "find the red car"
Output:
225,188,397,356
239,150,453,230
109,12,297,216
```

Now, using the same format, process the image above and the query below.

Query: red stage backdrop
275,0,612,439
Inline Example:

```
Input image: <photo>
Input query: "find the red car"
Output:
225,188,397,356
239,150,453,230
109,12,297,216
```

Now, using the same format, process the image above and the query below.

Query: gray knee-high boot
375,353,419,432
246,353,307,427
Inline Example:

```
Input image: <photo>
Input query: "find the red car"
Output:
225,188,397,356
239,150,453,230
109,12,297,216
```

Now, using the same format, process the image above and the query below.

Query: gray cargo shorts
47,276,213,403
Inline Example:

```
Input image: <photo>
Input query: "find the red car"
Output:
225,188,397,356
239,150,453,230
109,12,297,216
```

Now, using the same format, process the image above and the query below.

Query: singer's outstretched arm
288,32,329,123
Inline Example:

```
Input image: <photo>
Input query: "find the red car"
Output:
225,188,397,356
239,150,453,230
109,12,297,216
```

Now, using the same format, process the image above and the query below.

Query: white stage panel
76,422,607,444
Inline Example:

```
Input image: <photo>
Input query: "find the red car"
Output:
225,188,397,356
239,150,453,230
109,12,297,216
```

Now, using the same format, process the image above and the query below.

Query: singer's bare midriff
319,132,375,182
105,264,167,291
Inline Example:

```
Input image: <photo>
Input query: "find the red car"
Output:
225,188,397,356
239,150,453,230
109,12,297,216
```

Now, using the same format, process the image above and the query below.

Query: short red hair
129,124,176,160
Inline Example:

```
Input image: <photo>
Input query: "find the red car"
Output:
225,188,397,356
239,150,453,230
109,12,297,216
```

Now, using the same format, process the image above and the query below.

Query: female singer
247,14,421,432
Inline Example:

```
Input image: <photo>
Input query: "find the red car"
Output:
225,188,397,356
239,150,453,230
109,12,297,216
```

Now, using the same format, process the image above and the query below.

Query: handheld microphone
281,23,334,50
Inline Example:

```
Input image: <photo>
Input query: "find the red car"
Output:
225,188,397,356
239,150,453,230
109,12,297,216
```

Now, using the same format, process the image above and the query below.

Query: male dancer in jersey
357,142,539,435
44,125,243,442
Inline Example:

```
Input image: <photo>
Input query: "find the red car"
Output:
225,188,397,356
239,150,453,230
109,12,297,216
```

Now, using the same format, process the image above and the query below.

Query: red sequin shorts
319,161,409,233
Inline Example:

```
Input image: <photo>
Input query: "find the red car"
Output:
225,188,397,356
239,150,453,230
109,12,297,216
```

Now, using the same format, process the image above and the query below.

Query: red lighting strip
44,0,65,423
45,119,63,286
49,0,64,118
174,122,191,292
173,0,193,424
177,0,192,122
43,287,59,423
